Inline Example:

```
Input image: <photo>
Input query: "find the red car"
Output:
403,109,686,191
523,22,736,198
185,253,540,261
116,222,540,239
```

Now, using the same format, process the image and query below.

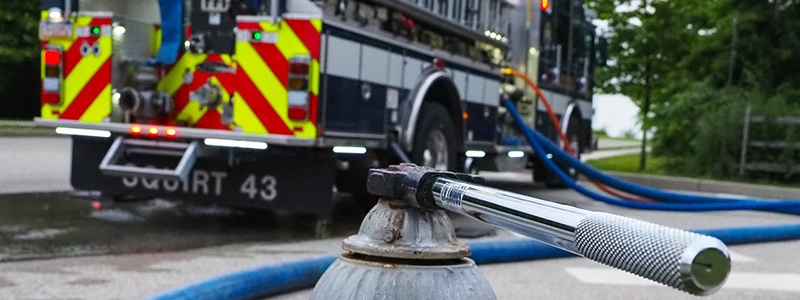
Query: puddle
14,228,74,240
0,192,363,262
91,209,145,223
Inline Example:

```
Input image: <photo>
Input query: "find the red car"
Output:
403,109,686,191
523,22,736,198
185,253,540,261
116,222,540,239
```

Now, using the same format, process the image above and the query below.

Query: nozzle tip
681,238,731,295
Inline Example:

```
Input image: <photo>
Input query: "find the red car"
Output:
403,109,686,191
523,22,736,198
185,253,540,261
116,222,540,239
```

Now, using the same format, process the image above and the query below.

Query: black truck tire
411,102,458,171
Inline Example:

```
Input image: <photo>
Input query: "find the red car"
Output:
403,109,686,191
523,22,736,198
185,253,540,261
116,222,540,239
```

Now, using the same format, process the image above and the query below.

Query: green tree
592,0,800,179
0,1,40,119
588,0,701,170
0,1,40,63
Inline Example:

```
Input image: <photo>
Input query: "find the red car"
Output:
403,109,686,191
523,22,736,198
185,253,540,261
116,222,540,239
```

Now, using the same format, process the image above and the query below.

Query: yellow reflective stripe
175,76,232,124
257,21,280,32
151,27,162,56
62,36,112,111
309,59,320,95
232,19,321,137
75,16,92,27
40,107,56,119
209,75,232,103
161,53,208,95
40,11,75,119
237,42,289,117
170,54,235,127
176,101,204,123
311,19,322,32
280,19,319,137
293,117,317,138
233,93,267,134
273,21,308,59
309,19,321,97
79,84,111,122
220,54,234,65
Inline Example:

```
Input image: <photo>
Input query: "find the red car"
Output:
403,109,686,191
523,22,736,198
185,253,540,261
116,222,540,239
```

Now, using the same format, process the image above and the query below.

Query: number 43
240,174,277,201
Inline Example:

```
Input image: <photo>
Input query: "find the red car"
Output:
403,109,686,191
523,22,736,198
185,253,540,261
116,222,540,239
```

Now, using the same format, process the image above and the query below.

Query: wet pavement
0,137,71,194
0,192,364,262
1,173,800,300
2,135,800,300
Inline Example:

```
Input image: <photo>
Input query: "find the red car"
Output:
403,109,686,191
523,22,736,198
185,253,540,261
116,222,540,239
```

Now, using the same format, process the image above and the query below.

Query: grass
586,153,669,175
592,131,639,142
586,153,800,189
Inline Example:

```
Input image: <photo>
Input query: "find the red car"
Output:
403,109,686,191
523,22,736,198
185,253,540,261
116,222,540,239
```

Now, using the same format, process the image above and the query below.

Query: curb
593,172,800,200
0,120,36,127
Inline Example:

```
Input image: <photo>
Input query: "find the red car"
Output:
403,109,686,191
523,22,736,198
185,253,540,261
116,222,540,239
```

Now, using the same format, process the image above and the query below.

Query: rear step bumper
34,118,315,147
100,136,199,181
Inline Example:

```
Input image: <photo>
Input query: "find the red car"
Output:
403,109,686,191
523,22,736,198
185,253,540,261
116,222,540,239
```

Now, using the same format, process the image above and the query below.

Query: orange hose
503,68,657,203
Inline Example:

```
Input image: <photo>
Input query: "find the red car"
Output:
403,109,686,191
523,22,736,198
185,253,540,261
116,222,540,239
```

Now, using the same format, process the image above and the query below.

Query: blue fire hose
503,99,800,214
148,99,800,300
148,222,800,300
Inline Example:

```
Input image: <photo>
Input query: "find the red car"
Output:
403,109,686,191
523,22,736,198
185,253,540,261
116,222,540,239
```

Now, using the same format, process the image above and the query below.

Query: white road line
566,267,800,292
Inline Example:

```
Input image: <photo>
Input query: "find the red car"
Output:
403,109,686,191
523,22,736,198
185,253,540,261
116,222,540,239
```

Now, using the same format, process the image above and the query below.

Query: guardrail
739,104,800,175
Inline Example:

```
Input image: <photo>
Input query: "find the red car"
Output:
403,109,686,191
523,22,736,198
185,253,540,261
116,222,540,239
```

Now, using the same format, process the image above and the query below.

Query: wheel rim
422,129,449,170
558,133,580,177
567,134,580,177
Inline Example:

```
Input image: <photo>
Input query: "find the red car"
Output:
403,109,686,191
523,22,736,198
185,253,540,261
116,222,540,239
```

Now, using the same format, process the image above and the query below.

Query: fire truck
36,0,602,217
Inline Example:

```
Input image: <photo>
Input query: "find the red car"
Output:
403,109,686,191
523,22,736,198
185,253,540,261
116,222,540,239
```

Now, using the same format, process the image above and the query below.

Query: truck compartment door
233,17,321,139
40,12,113,123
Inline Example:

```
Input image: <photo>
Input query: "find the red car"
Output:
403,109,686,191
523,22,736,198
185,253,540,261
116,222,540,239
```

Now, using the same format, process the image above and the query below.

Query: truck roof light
131,125,142,135
48,7,63,20
166,128,177,138
148,127,159,136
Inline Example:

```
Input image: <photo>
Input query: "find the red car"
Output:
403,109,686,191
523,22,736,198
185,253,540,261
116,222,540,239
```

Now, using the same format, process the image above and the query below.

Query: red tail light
42,47,63,105
289,61,309,75
131,125,142,135
288,56,311,121
166,128,177,138
44,50,61,65
288,107,308,121
148,127,159,136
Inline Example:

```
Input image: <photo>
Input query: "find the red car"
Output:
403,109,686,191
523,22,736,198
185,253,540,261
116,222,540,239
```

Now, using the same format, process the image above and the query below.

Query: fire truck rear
36,0,601,217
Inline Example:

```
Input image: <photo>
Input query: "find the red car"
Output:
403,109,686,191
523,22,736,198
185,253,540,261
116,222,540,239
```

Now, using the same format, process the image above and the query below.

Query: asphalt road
1,137,800,300
0,137,71,194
